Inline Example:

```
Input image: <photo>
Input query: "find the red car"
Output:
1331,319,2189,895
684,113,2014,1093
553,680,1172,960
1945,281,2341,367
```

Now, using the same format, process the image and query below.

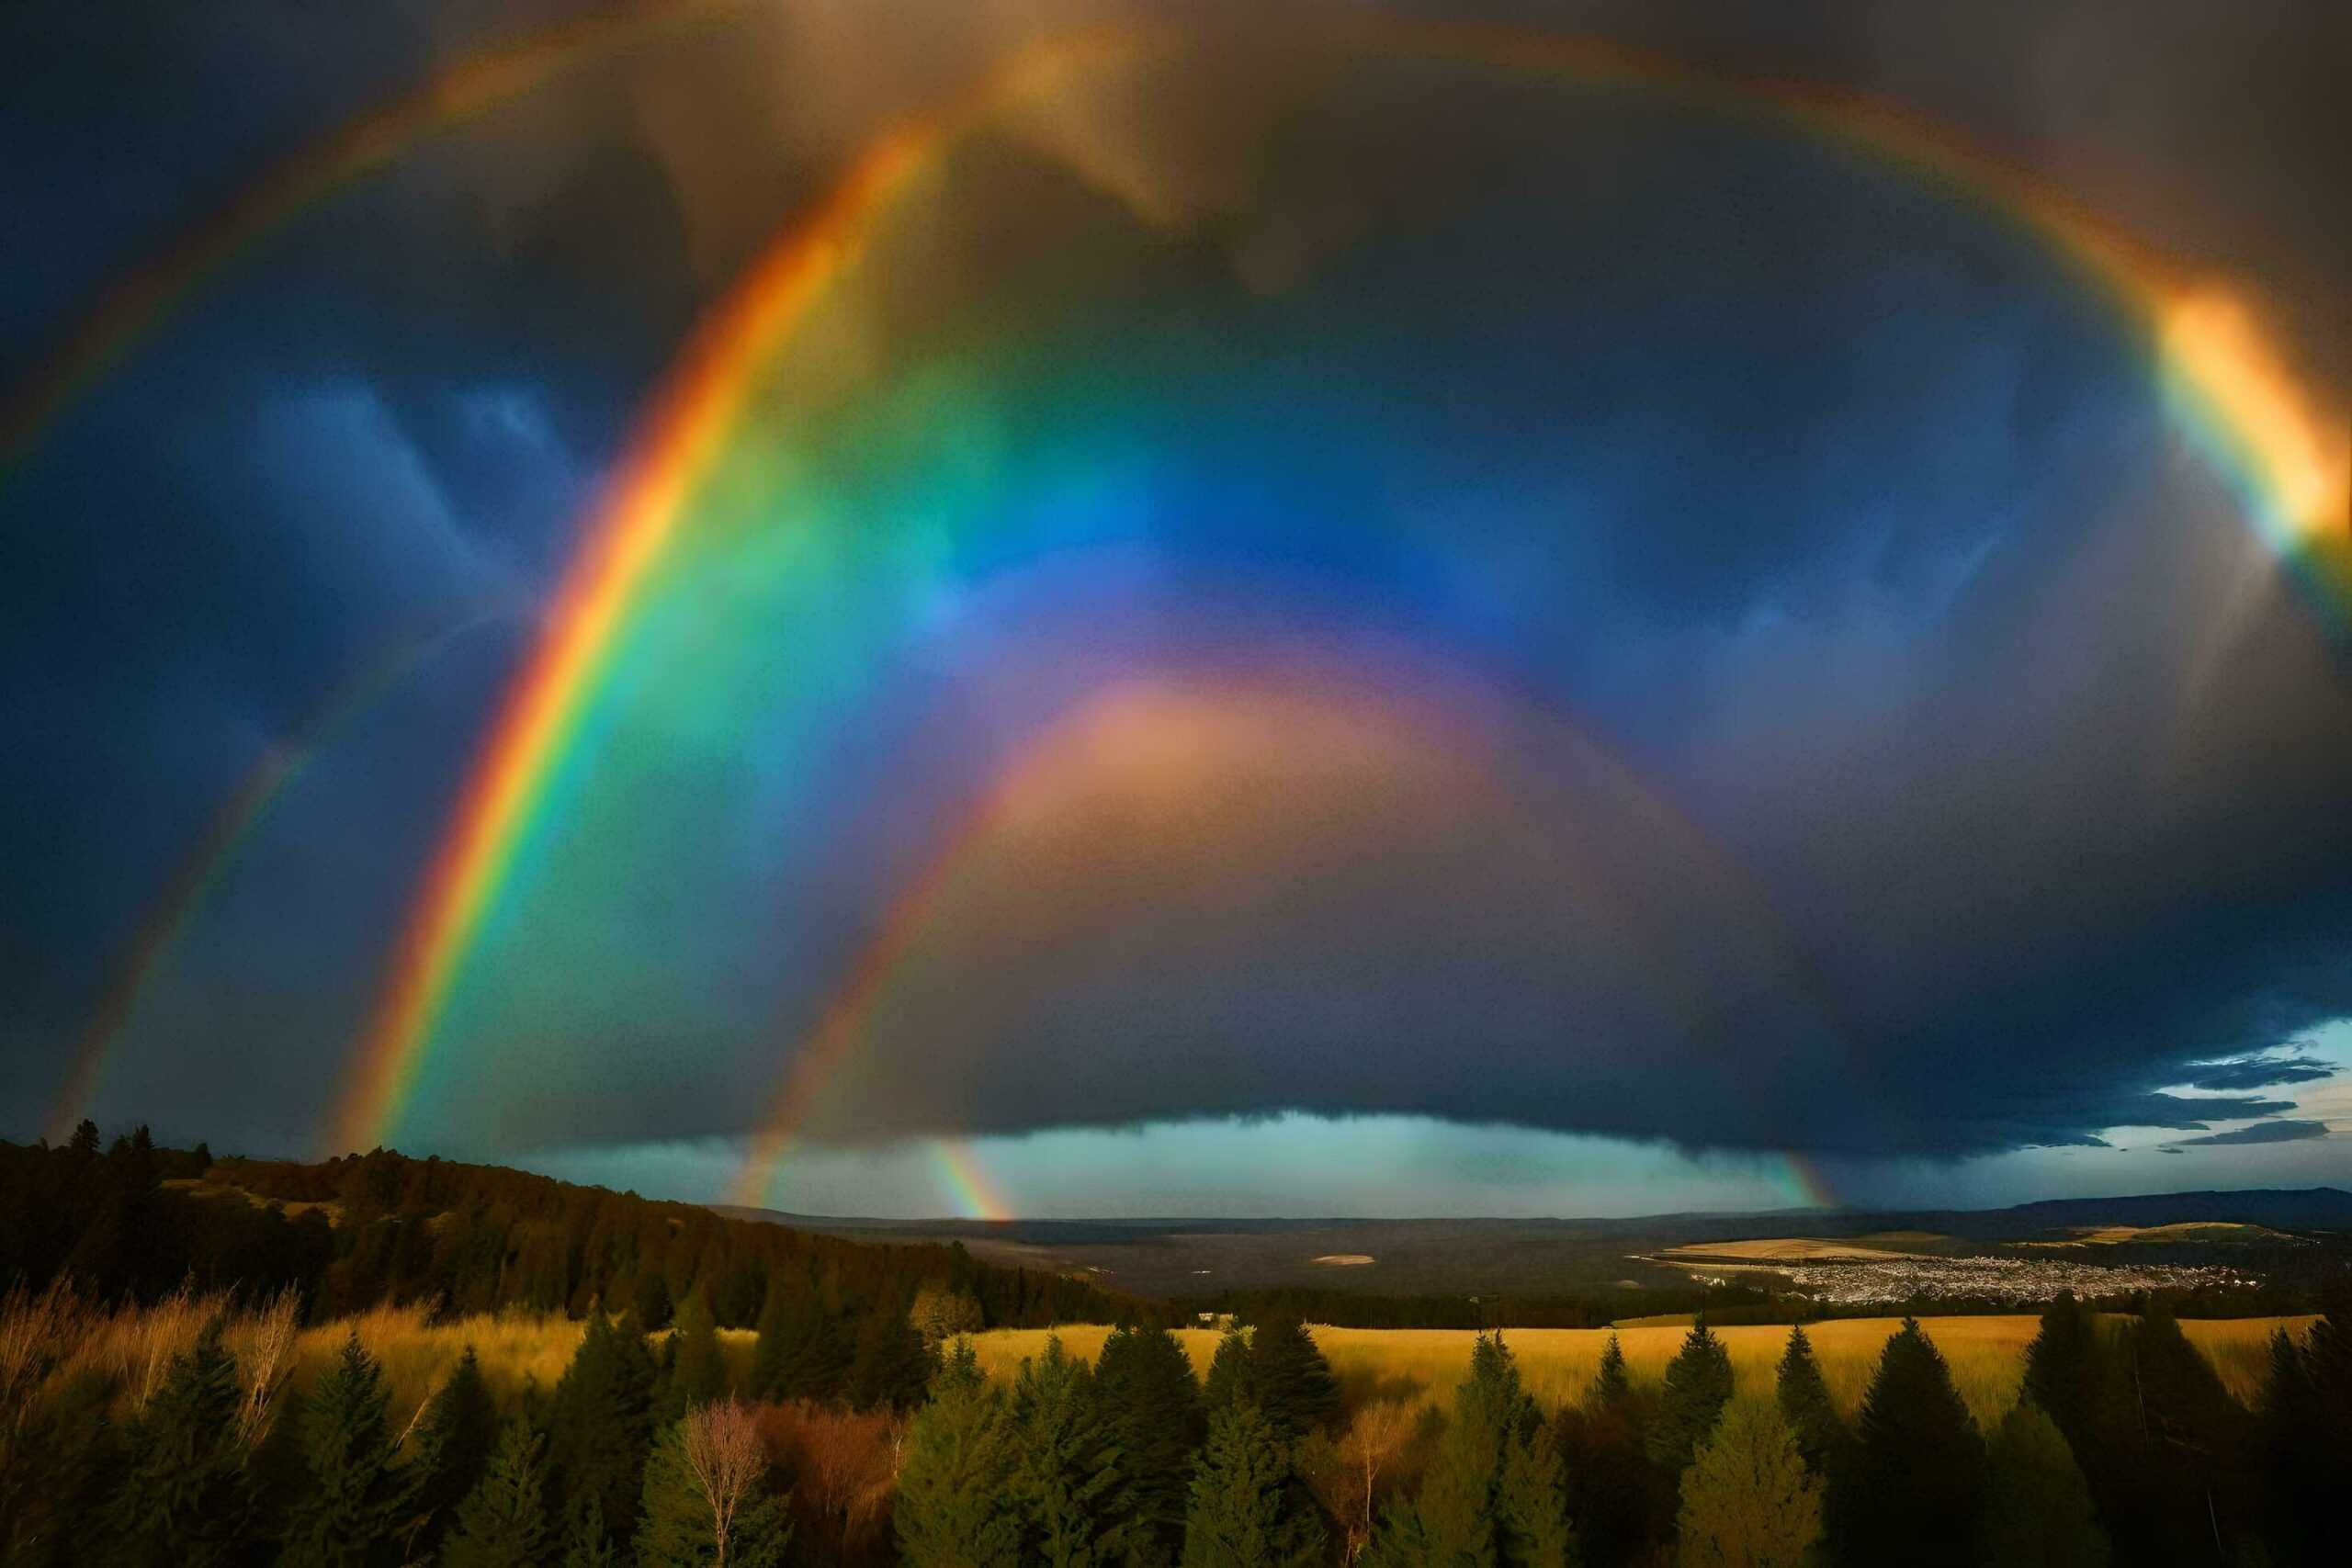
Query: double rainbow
326,20,2347,1177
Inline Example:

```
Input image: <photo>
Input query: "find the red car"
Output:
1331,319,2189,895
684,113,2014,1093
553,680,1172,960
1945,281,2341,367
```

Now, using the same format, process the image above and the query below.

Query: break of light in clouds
5,0,2349,1215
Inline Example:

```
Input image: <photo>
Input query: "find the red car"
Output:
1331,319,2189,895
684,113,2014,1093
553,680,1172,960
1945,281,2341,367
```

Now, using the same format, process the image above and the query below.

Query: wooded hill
0,1126,1158,1330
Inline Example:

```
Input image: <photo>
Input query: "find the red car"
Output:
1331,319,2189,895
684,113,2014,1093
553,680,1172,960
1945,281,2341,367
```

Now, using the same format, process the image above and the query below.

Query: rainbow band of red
326,26,1168,1154
330,19,2346,1161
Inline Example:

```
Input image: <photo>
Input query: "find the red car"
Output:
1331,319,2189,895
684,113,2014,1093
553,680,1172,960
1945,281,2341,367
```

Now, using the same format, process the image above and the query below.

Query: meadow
966,1314,2312,1427
5,1280,2305,1436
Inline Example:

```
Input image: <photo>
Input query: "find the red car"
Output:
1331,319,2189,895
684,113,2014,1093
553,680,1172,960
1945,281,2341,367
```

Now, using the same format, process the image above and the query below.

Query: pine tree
102,1322,256,1566
2020,1292,2129,1506
1773,1325,1846,1483
442,1422,557,1568
1095,1321,1209,1561
543,1313,658,1547
279,1332,422,1568
1246,1317,1340,1443
1555,1395,1665,1568
897,1339,1022,1567
1496,1410,1578,1568
634,1403,790,1568
412,1347,501,1555
631,1272,674,1335
1009,1334,1132,1566
1179,1401,1328,1568
669,1292,729,1411
1648,1320,1735,1476
1830,1319,1985,1568
847,1306,935,1412
2123,1298,2255,1565
1673,1399,1819,1568
752,1286,850,1404
1590,1334,1632,1410
1375,1331,1573,1567
1978,1403,2107,1568
1204,1322,1253,1414
2251,1325,2325,1566
560,1498,616,1568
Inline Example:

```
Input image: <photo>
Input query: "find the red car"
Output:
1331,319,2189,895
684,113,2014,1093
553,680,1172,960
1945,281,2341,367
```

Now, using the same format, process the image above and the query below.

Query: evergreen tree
442,1422,557,1568
560,1499,617,1568
1373,1331,1574,1567
1673,1399,1819,1568
1830,1319,1985,1568
2129,1297,2253,1563
1008,1334,1133,1566
1590,1334,1632,1410
2020,1292,2130,1510
279,1332,421,1568
634,1404,790,1568
751,1286,850,1404
2251,1325,2325,1566
412,1347,501,1555
1555,1397,1664,1568
1095,1321,1209,1561
1204,1324,1253,1413
1496,1409,1578,1568
1773,1325,1846,1484
102,1322,256,1566
631,1271,674,1335
847,1305,935,1412
1648,1320,1735,1476
1978,1403,2107,1568
896,1339,1022,1567
668,1292,729,1412
1246,1317,1340,1443
543,1314,658,1548
1179,1401,1327,1568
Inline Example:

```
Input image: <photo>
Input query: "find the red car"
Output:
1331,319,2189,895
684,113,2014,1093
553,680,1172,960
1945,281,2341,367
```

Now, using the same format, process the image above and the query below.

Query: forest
3,1131,2348,1565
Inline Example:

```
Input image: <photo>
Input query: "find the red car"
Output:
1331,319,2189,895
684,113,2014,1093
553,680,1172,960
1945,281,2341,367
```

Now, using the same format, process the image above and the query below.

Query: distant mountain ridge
718,1187,2352,1237
715,1188,2352,1297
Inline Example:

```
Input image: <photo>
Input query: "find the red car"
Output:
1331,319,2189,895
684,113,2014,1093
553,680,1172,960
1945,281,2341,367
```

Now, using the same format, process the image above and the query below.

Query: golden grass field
966,1314,2313,1428
10,1283,2303,1438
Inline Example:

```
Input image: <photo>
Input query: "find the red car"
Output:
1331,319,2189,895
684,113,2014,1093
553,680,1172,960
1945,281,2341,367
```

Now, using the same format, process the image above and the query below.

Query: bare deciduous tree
683,1397,768,1564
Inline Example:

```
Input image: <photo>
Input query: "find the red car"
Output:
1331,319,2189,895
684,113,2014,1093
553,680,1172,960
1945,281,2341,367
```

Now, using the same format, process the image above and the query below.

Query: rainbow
330,20,2348,1163
722,671,1835,1209
929,1138,1013,1223
1777,1152,1839,1210
325,25,1169,1156
44,612,506,1144
0,0,745,470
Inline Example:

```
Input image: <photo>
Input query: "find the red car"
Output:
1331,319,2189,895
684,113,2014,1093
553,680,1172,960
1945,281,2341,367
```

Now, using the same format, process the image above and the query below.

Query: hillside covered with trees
0,1125,1149,1331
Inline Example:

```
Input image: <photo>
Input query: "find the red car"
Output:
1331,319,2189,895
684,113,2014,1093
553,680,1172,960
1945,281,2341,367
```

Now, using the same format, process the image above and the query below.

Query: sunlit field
968,1314,2314,1427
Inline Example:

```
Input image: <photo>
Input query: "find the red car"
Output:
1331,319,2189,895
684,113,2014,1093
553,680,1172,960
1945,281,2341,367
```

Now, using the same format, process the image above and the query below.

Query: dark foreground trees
1829,1317,1986,1568
9,1231,2352,1568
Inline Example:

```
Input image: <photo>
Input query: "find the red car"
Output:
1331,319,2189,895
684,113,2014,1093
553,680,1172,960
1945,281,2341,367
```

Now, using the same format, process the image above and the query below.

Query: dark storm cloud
2178,1054,2338,1093
2,0,2348,1171
2165,1120,2333,1149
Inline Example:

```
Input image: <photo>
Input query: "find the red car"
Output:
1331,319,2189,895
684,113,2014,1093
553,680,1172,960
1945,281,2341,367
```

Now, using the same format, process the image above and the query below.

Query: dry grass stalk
0,1280,88,1426
228,1285,302,1447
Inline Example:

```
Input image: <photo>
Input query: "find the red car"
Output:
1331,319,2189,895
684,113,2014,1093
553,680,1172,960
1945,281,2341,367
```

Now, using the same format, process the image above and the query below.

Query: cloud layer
3,1,2347,1190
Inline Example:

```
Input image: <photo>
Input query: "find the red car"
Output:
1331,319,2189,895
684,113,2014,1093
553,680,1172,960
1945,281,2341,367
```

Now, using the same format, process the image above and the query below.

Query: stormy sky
4,0,2350,1218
